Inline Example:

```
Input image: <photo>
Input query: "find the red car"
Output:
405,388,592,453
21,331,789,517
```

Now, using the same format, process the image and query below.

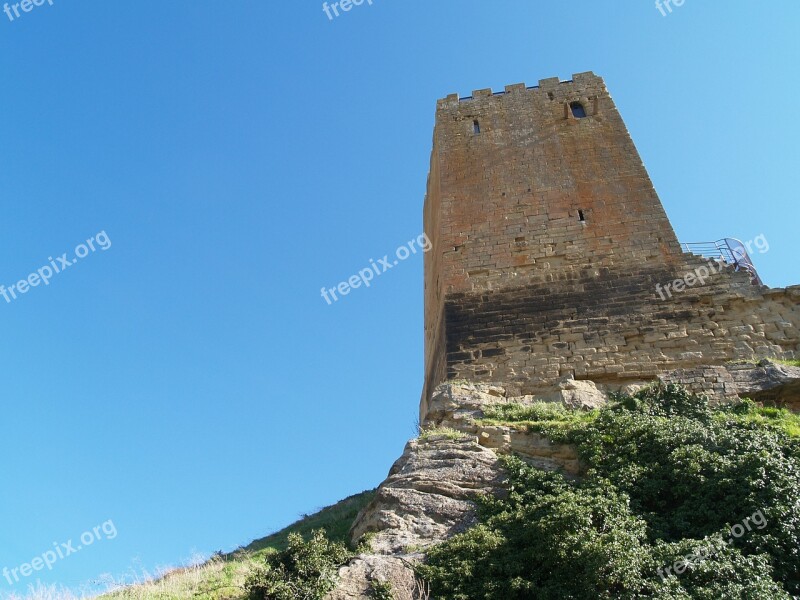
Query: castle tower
422,72,799,415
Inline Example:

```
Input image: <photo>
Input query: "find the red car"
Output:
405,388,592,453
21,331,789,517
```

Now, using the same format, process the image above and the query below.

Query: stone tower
421,72,799,416
334,75,800,595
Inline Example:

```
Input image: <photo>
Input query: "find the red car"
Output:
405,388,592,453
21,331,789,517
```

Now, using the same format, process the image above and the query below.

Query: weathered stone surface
349,435,505,555
423,383,587,475
658,360,800,409
422,382,510,428
326,554,426,600
549,377,608,410
727,360,800,410
658,366,738,401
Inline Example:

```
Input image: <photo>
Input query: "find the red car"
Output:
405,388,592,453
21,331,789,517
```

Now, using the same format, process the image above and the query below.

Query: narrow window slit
578,210,586,222
473,120,480,134
570,102,587,119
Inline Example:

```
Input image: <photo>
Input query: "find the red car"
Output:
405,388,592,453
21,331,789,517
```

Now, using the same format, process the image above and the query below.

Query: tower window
473,120,480,134
578,209,586,222
570,102,587,119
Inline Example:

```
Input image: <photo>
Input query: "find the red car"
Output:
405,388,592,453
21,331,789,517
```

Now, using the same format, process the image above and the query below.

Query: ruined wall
422,72,799,408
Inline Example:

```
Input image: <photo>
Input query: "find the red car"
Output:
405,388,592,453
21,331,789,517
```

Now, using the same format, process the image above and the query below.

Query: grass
418,426,471,441
775,358,800,368
241,490,375,554
477,401,599,435
90,490,376,600
476,391,800,442
98,556,247,600
720,402,800,438
727,357,800,368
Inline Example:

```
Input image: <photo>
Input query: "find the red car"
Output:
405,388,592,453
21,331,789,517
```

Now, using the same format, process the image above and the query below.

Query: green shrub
245,530,351,600
719,398,800,438
370,579,395,599
418,384,800,599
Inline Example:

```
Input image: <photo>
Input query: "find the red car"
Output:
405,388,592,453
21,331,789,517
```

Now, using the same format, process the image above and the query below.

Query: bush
370,579,395,599
245,530,351,600
418,384,800,599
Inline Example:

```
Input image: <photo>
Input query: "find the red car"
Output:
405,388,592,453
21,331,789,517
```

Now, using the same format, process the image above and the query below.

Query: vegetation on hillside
418,385,800,599
95,382,800,600
98,491,375,600
241,490,375,554
244,530,351,600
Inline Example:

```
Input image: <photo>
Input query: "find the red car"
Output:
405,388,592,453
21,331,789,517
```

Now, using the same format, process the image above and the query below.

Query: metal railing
681,238,763,286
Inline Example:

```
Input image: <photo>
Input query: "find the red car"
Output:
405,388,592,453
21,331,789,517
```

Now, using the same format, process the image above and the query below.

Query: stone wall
441,256,799,395
422,72,800,408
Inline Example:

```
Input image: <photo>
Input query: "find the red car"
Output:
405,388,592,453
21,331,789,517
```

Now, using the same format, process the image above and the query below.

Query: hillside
97,491,375,600
96,380,800,600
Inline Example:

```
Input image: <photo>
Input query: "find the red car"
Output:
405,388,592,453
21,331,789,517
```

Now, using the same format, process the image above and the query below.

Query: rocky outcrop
727,360,800,410
423,379,606,428
350,435,506,555
326,382,592,598
328,364,800,598
326,554,426,600
423,382,587,475
325,433,505,599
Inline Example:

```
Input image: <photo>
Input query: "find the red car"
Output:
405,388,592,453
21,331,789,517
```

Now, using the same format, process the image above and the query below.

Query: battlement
437,72,600,108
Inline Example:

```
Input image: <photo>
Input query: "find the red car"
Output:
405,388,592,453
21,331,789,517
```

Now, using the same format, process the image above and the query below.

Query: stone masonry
421,71,799,418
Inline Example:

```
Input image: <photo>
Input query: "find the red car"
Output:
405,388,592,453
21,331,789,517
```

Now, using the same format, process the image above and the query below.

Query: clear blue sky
0,0,797,595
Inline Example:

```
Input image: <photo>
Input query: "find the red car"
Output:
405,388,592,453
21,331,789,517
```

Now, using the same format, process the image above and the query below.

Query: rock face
659,360,800,409
326,554,426,600
424,382,586,475
350,435,506,555
327,383,586,599
327,433,505,600
731,361,800,411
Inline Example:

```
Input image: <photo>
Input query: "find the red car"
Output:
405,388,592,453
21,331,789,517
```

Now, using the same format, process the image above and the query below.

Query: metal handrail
681,238,763,286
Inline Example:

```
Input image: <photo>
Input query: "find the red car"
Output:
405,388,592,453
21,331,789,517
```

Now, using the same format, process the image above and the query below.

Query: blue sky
0,0,797,595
